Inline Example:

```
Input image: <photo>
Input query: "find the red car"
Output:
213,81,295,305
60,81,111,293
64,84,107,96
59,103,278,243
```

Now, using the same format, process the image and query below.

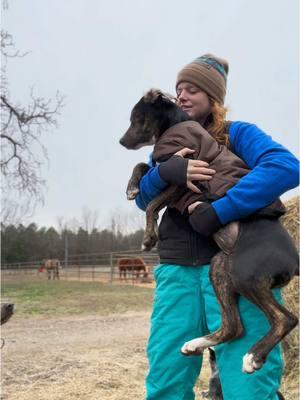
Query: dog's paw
126,188,139,200
142,232,158,251
180,338,211,356
242,353,263,374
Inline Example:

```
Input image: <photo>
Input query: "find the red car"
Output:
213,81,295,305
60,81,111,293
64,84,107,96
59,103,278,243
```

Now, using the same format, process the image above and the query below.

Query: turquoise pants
146,264,283,400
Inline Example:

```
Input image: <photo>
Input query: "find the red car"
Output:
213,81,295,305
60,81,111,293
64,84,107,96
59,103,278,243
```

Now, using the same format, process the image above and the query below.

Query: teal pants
146,264,283,400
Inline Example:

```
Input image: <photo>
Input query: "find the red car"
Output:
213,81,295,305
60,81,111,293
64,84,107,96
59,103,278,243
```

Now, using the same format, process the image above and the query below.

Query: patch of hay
281,196,299,249
280,196,299,397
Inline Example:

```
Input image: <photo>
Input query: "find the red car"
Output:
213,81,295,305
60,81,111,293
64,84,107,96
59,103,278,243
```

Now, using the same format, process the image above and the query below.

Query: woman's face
176,82,211,123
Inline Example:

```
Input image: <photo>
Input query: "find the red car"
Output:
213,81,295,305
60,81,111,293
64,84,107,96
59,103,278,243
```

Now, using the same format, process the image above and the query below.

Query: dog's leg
142,185,180,250
213,221,240,255
240,286,298,374
126,163,150,200
201,348,224,400
181,253,244,355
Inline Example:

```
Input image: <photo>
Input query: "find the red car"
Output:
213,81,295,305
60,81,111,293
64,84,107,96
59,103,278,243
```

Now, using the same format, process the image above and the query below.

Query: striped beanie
176,54,229,104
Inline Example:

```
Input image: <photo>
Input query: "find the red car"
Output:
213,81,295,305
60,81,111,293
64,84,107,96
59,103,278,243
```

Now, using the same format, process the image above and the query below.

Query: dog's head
1,303,14,325
119,89,178,150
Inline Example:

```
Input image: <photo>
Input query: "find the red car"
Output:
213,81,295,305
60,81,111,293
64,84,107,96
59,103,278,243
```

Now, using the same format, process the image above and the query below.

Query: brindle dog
119,89,299,376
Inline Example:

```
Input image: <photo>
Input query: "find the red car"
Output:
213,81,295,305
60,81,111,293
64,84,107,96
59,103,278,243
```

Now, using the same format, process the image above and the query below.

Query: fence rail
1,249,160,284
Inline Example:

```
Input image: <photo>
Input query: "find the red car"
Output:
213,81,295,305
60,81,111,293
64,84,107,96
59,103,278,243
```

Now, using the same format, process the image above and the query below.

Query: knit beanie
176,54,229,104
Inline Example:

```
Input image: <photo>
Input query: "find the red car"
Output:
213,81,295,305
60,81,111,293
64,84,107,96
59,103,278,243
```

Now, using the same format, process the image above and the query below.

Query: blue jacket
135,121,299,224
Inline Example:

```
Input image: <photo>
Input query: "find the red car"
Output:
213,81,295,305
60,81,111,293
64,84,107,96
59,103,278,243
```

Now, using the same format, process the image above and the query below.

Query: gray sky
3,0,299,231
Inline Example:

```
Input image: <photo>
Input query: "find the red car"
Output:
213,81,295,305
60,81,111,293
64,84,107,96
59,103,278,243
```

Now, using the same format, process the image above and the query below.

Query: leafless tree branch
0,22,64,224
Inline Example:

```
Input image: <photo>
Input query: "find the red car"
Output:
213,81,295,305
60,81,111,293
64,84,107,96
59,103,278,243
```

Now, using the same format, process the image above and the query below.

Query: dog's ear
144,89,176,110
144,89,164,104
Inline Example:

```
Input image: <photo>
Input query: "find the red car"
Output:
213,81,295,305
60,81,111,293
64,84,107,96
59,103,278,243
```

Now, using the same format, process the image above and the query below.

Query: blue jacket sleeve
135,156,169,211
212,121,300,225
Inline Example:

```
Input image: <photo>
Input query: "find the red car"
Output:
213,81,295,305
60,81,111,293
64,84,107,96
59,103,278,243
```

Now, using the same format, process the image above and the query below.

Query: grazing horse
44,259,62,280
118,257,148,281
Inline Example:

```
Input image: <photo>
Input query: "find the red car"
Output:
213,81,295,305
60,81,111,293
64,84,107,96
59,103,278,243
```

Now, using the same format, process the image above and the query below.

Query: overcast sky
2,0,299,231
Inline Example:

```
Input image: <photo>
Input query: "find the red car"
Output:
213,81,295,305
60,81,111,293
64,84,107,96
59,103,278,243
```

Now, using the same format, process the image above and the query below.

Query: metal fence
1,249,160,284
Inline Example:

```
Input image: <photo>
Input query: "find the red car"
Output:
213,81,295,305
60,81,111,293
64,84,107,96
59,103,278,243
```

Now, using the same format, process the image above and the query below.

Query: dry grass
1,303,212,400
280,196,300,398
1,313,151,400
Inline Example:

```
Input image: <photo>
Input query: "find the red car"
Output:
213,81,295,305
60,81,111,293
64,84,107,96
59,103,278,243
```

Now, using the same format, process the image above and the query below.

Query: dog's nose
119,137,128,147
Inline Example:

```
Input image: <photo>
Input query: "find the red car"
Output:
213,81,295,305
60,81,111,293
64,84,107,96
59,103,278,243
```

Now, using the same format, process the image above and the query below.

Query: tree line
1,223,145,264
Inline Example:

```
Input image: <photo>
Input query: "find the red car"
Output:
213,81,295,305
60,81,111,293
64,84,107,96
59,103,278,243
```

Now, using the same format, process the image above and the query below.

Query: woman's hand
175,148,216,193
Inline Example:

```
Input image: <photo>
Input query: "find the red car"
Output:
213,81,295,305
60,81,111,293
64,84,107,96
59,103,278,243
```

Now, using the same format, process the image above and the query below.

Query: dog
202,347,285,399
120,89,299,376
1,303,14,349
1,303,14,325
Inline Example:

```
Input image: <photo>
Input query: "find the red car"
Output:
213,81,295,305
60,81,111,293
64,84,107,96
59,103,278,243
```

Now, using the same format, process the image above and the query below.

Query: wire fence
1,249,160,285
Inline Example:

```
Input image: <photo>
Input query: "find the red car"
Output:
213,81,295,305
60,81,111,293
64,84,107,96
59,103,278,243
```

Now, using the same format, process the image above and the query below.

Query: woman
135,54,299,400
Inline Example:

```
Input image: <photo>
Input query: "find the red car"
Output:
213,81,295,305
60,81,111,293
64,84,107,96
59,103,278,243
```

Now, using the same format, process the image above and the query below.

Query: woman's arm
212,121,299,225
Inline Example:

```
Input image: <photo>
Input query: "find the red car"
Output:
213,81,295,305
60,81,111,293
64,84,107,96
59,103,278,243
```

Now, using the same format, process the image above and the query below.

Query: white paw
242,353,263,374
181,337,212,355
141,243,148,251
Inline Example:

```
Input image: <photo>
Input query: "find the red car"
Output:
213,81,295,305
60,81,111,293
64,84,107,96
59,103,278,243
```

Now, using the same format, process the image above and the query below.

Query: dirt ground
1,312,211,400
1,312,149,400
1,276,299,400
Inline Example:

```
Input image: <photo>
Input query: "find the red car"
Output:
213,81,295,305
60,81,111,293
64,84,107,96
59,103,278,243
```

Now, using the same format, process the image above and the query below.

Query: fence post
64,233,68,269
110,253,113,284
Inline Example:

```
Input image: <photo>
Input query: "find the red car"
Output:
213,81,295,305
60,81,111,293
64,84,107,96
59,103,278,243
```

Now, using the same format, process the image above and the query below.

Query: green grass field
2,280,154,317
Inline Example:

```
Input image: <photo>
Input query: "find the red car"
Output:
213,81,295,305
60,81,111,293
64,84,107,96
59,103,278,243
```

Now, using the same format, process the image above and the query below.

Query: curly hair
205,99,229,147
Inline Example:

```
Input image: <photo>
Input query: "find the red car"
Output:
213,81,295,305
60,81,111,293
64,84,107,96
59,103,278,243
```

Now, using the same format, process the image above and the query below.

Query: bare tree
56,216,80,234
0,23,64,224
107,207,145,236
81,206,99,233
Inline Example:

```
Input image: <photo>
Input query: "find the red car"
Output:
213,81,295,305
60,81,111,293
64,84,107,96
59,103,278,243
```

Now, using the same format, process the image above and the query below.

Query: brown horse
118,257,148,280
